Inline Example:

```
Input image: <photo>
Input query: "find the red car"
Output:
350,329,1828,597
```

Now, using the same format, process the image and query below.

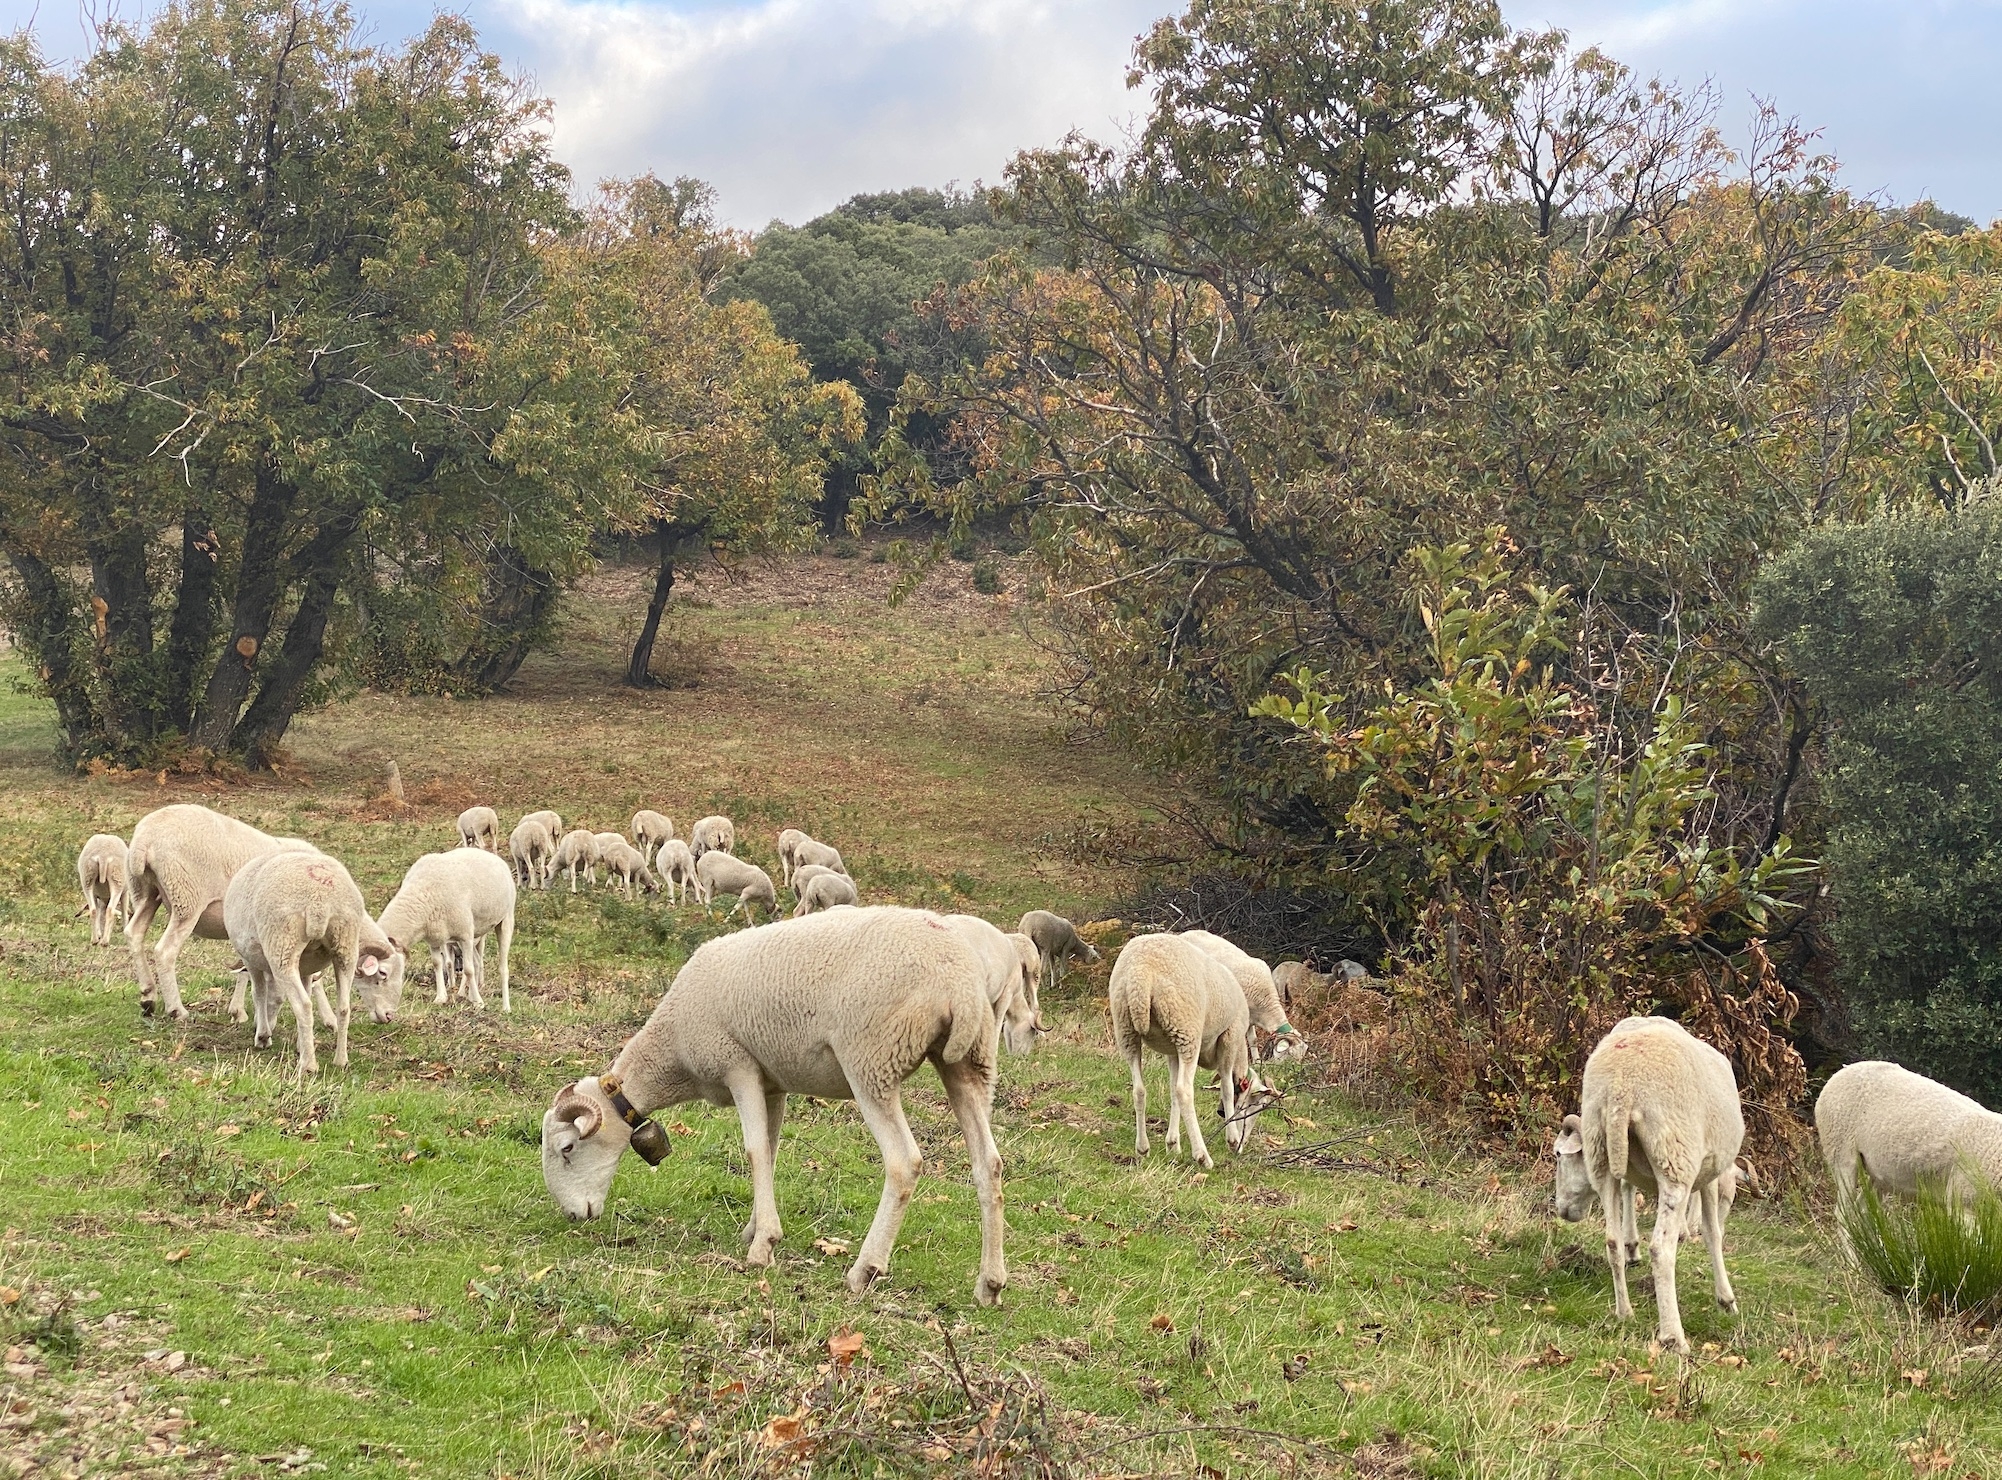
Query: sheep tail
1603,1093,1631,1187
938,963,990,1066
1123,973,1152,1044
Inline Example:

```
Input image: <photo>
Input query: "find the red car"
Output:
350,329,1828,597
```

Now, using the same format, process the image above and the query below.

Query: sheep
540,906,1009,1303
1017,910,1101,992
776,828,808,886
793,838,847,877
942,914,1043,1055
696,851,777,921
521,809,563,840
655,839,697,904
1550,1016,1749,1353
378,848,518,1013
77,834,128,947
592,832,628,884
1179,929,1310,1064
509,817,556,890
632,811,675,865
124,804,317,1020
552,828,601,893
224,849,397,1077
599,838,660,900
457,806,500,852
793,870,859,917
1107,932,1274,1169
791,862,835,896
1815,1060,2002,1204
689,815,736,858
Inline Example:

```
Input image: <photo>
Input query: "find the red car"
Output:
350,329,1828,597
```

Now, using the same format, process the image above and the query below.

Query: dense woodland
6,0,2002,1122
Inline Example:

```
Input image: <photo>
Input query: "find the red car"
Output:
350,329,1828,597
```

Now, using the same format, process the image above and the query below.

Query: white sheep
689,815,736,858
793,870,859,917
77,834,128,947
1108,932,1272,1169
540,906,1009,1303
457,806,500,852
592,832,628,884
124,804,316,1020
695,851,776,921
1815,1060,2002,1203
1017,910,1101,992
792,838,847,876
599,838,660,899
521,809,563,840
791,862,835,897
942,914,1043,1055
509,817,556,890
655,839,697,904
631,811,675,865
224,849,397,1077
378,848,518,1013
552,828,601,893
1550,1016,1748,1353
776,828,808,886
1179,929,1310,1063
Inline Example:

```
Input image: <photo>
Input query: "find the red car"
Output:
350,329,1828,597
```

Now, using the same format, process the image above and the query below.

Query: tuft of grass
971,557,1002,594
1841,1172,2002,1317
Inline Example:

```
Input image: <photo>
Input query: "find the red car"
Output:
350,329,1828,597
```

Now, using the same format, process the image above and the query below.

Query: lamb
1017,910,1100,992
1179,929,1310,1063
776,828,808,886
792,838,847,876
124,804,317,1020
631,811,675,865
592,832,628,883
378,848,518,1013
1108,932,1274,1169
552,828,601,893
793,870,859,917
509,817,556,890
655,839,698,904
689,815,735,858
457,806,501,852
1550,1016,1750,1353
942,914,1043,1055
1815,1060,2002,1203
541,906,1009,1303
77,834,128,947
791,863,836,897
599,838,660,899
696,851,777,921
224,849,397,1077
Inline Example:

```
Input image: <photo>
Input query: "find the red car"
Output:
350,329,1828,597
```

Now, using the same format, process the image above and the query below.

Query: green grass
1842,1175,2002,1319
3,556,2002,1476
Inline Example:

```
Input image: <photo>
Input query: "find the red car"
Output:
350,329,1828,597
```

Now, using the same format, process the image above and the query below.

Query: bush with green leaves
1840,1173,2002,1319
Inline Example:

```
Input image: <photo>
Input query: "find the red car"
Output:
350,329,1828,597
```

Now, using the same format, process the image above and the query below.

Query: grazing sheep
942,914,1043,1055
509,817,556,890
777,828,808,886
124,804,316,1020
1017,910,1101,992
1551,1016,1748,1353
1179,929,1309,1063
77,834,128,947
1815,1060,2002,1203
791,862,835,896
592,832,628,883
224,850,397,1077
793,838,847,876
632,811,675,865
552,829,601,893
457,806,501,852
378,848,518,1013
1108,933,1273,1170
793,870,859,917
656,839,697,904
695,851,776,921
521,810,563,840
599,839,660,899
689,815,735,858
540,906,1008,1303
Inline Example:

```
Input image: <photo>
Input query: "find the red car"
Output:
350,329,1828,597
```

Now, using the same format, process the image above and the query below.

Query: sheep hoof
140,999,156,1017
166,1006,188,1022
1718,1296,1738,1314
254,1033,271,1050
975,1274,1006,1307
746,1235,779,1267
845,1262,884,1295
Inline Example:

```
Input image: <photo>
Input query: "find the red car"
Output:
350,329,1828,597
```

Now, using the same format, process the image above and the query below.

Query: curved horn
554,1091,603,1139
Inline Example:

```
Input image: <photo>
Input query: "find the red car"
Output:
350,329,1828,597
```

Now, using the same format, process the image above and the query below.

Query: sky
7,0,2000,229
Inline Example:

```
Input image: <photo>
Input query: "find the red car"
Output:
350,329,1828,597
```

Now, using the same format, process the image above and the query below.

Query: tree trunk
625,523,676,688
192,456,297,751
164,506,221,733
448,543,558,693
228,509,358,766
4,548,98,754
84,509,160,747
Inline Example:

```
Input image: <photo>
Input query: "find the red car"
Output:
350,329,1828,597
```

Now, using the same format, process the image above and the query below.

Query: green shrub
868,544,889,565
948,529,980,562
1840,1173,2002,1318
828,535,861,560
971,557,1002,594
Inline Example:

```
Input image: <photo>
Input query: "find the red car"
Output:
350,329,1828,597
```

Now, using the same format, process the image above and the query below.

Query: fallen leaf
164,1247,191,1264
811,1237,851,1257
215,1124,241,1139
328,1211,356,1231
1902,1368,1929,1387
759,1411,806,1448
827,1327,868,1367
1149,1313,1174,1333
1281,1353,1310,1381
66,1108,90,1122
0,1288,18,1306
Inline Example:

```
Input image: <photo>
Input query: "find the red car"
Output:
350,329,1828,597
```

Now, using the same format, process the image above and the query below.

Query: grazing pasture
2,555,1999,1478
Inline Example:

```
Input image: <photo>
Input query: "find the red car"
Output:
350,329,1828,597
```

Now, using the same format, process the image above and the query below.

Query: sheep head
1550,1113,1594,1221
1002,933,1047,1053
1261,1022,1310,1064
359,940,404,1023
1222,1065,1283,1153
542,1078,630,1220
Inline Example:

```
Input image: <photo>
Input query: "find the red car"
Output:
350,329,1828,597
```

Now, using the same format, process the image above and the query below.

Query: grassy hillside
2,554,1998,1478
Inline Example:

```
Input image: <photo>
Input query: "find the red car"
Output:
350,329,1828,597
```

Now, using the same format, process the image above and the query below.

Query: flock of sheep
69,804,2002,1348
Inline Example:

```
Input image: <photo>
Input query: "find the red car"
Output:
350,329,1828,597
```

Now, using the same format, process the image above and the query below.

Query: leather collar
599,1072,647,1128
600,1072,671,1165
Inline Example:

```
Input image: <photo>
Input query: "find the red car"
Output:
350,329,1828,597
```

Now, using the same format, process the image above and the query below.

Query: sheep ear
359,953,379,974
1736,1158,1762,1196
1554,1118,1584,1156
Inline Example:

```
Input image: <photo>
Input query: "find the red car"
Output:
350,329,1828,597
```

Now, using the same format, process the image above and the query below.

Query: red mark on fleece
306,861,338,888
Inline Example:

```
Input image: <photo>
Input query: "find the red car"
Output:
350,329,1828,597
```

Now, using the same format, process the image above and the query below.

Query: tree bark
625,521,678,688
82,473,161,747
4,547,98,754
448,543,558,693
228,508,359,765
192,456,297,751
164,506,221,734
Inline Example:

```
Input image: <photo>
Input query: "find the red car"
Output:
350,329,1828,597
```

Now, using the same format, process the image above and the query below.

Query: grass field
3,552,2000,1478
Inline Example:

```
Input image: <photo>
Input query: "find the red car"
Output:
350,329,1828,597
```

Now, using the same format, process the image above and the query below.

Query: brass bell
628,1117,671,1166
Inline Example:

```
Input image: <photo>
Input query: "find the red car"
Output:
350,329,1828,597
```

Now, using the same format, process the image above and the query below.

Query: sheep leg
311,972,337,1029
1650,1182,1691,1353
1623,1180,1640,1266
1171,1050,1214,1169
229,966,251,1024
150,906,202,1021
847,1089,923,1295
1602,1172,1632,1321
494,913,514,1013
330,961,354,1069
125,887,161,1014
462,934,486,1010
251,966,278,1048
274,959,319,1078
938,1057,1008,1306
1128,1051,1150,1156
1701,1180,1737,1313
738,1089,789,1243
730,1081,785,1265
